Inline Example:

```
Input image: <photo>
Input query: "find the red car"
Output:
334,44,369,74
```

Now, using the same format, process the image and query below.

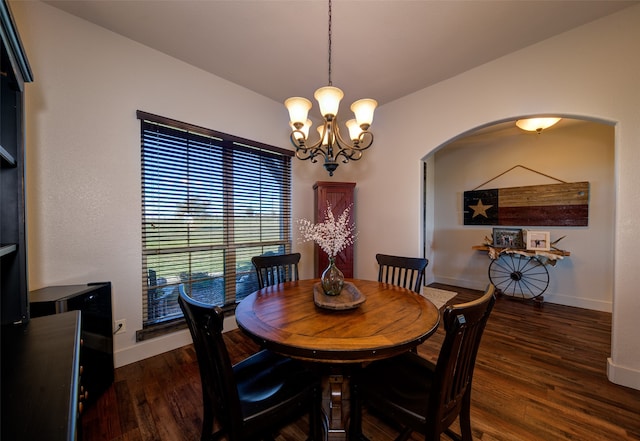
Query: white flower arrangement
297,203,357,258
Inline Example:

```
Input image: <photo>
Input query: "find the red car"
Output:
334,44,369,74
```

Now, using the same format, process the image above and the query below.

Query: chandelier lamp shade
515,117,561,134
284,0,377,176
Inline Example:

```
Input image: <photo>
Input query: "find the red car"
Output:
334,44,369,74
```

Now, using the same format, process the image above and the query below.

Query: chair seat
358,352,436,426
235,350,316,423
178,291,321,441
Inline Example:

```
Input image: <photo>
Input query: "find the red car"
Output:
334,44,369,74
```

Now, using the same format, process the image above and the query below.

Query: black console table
1,311,82,441
30,282,114,404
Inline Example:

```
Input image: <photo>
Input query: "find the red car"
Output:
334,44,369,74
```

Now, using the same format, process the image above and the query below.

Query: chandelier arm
339,132,374,153
332,121,351,146
332,127,356,160
333,133,359,163
356,131,374,150
333,122,374,153
335,147,360,163
289,130,307,149
290,132,325,163
296,148,321,163
289,130,324,152
323,119,342,163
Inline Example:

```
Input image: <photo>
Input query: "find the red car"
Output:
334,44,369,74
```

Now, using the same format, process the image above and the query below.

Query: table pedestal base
321,369,352,441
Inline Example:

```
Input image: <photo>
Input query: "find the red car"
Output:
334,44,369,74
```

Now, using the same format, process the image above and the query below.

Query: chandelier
284,0,377,176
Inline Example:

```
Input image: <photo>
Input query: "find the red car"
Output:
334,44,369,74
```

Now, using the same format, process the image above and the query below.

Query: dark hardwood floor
82,284,640,441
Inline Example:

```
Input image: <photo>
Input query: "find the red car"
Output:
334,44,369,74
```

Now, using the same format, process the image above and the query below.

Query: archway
423,117,615,311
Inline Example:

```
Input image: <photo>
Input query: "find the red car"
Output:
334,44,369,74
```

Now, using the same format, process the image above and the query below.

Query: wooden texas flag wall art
463,181,590,226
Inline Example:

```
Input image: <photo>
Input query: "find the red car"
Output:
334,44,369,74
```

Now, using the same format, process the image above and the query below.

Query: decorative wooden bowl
313,281,366,310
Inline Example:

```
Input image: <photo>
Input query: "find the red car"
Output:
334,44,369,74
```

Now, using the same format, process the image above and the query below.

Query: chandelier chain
328,0,332,86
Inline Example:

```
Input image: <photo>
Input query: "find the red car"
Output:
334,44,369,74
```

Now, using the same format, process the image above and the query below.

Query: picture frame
492,228,524,249
525,230,551,251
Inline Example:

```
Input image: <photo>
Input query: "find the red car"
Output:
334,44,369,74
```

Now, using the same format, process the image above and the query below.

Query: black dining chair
350,284,496,441
376,253,428,293
251,252,301,289
178,289,321,441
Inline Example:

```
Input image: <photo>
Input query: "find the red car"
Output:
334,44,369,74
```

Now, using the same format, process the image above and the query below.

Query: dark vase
321,256,344,296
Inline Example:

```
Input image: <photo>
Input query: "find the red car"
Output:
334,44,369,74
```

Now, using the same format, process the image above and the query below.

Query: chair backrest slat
252,253,301,289
376,253,428,293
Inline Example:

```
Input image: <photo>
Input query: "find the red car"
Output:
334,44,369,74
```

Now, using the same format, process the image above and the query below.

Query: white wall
352,6,640,389
432,121,614,311
12,1,640,389
12,1,327,367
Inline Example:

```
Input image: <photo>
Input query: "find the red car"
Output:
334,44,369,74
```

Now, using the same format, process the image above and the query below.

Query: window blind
138,111,292,328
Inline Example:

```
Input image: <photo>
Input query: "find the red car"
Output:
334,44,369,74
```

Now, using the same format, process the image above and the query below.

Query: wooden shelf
0,144,16,167
472,245,570,257
0,244,18,258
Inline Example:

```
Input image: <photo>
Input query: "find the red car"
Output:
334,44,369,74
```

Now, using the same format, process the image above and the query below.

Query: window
138,111,293,331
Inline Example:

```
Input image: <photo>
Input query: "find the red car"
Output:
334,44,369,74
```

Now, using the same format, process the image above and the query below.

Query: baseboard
543,292,611,312
432,276,612,312
114,329,192,368
114,315,239,368
432,276,486,291
607,357,640,390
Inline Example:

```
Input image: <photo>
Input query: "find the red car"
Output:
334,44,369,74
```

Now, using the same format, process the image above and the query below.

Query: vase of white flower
298,203,357,296
321,256,345,296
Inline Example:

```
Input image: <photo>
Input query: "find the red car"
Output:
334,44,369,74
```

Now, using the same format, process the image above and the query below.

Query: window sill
136,304,237,342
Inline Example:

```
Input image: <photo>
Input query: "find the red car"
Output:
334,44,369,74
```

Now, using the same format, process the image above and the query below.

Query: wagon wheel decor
472,243,570,305
488,253,549,300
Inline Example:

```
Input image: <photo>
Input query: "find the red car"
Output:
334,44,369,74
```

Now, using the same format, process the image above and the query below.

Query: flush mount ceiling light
515,117,561,134
284,0,377,176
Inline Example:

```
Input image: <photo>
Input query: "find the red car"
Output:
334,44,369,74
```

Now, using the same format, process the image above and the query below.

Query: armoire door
313,181,356,278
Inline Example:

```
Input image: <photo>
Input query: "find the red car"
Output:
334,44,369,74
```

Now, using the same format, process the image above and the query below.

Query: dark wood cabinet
1,0,33,326
1,311,82,441
30,282,115,405
313,181,356,278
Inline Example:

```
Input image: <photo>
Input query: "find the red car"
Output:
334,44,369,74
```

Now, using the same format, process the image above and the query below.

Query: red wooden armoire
313,181,356,278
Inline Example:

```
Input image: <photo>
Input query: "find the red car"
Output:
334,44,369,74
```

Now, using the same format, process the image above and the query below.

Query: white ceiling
42,0,638,114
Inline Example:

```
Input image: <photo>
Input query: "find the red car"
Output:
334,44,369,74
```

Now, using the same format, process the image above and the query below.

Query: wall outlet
114,319,126,334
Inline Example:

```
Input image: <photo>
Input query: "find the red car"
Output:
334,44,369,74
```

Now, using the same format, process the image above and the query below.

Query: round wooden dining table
235,278,440,441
